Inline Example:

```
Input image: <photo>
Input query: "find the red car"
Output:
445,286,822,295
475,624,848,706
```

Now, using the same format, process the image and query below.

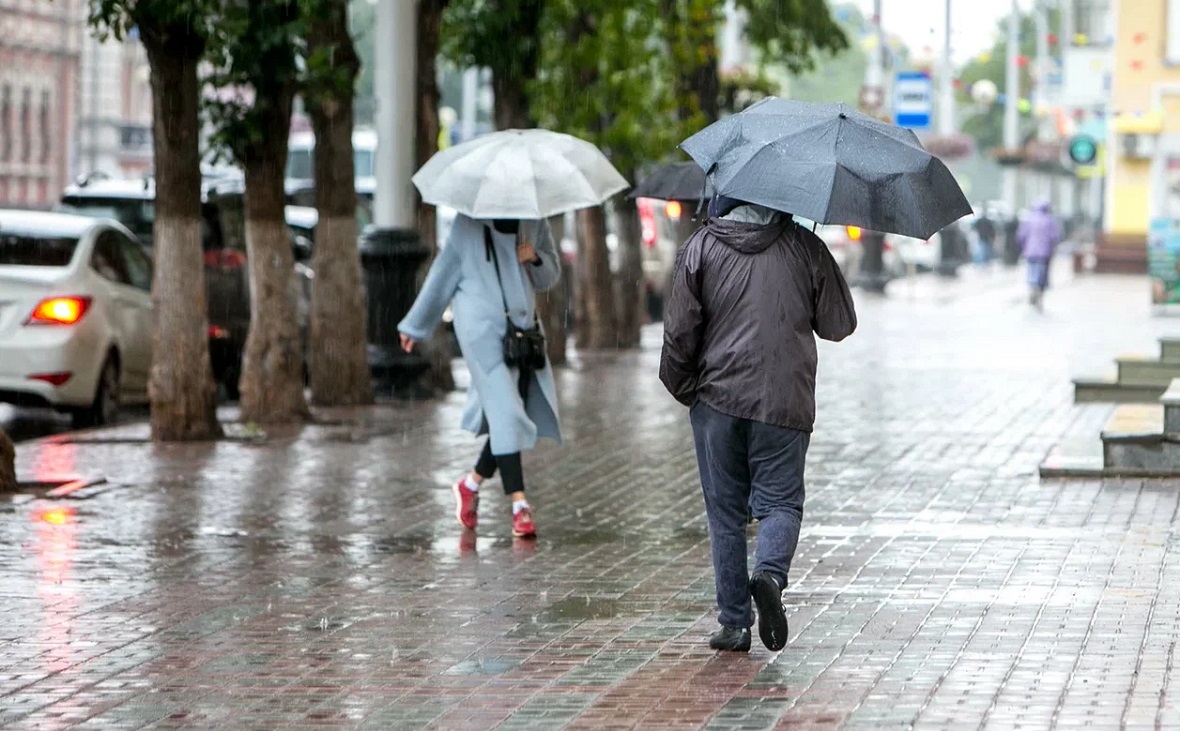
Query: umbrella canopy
680,99,971,240
413,129,629,220
628,161,713,202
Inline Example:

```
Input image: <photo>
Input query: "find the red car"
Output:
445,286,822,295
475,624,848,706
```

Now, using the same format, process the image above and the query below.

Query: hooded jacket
659,209,857,432
1016,201,1062,261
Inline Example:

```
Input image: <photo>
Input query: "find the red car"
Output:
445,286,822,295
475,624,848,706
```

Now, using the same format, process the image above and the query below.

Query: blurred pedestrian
1016,200,1062,310
399,215,563,539
972,208,997,266
660,196,857,653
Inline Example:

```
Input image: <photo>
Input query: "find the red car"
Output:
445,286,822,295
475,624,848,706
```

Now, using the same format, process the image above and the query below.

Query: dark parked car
59,173,314,399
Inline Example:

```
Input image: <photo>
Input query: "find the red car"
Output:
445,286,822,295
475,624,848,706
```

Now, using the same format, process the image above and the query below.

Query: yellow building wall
1106,0,1180,239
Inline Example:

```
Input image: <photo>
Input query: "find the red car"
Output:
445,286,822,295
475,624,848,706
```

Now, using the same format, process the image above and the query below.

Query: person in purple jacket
1016,200,1063,310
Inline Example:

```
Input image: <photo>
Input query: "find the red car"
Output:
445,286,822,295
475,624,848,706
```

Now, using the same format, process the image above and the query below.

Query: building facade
1100,0,1180,272
0,0,83,208
76,29,153,180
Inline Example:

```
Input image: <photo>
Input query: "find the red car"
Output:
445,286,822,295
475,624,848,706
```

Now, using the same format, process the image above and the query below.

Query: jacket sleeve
398,232,462,342
525,219,562,292
659,236,705,406
812,237,857,342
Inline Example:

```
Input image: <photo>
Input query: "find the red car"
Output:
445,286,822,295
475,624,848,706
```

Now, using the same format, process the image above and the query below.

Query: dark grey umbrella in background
628,161,713,202
680,99,971,240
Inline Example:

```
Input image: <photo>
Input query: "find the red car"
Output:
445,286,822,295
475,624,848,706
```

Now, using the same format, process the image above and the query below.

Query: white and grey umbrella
412,129,629,220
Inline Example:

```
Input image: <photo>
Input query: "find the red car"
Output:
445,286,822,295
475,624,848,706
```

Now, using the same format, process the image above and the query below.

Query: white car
0,210,152,427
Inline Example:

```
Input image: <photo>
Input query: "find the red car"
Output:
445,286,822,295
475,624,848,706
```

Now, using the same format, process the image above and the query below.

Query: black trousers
472,364,532,496
474,443,525,495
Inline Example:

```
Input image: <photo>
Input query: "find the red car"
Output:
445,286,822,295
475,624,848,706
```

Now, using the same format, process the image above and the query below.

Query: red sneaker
512,507,537,539
452,479,479,530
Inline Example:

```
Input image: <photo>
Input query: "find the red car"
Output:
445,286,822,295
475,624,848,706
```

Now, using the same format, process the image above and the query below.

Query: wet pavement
3,264,1180,730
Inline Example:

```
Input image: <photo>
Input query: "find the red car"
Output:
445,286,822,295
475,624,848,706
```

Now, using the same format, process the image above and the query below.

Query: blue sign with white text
894,72,932,130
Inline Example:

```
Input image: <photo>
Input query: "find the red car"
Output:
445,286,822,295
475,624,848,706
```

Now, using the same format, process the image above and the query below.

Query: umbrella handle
692,164,716,221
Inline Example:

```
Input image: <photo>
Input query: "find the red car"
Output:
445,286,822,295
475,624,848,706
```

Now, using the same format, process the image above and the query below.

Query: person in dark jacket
660,198,857,653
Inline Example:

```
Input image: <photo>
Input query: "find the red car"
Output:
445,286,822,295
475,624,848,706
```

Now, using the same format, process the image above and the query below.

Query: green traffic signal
1069,136,1098,166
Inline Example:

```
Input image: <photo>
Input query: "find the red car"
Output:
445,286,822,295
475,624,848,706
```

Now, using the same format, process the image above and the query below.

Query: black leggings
474,442,525,496
473,364,533,496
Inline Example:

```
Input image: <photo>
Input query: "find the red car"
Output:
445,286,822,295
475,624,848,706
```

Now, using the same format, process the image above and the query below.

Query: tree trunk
239,84,309,424
0,427,14,493
141,30,222,441
491,0,543,130
691,54,721,124
575,206,617,350
493,74,533,130
307,0,373,408
614,193,645,349
538,214,568,365
416,0,455,392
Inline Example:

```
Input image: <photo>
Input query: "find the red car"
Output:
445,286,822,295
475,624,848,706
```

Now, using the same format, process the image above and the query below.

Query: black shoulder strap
484,225,512,319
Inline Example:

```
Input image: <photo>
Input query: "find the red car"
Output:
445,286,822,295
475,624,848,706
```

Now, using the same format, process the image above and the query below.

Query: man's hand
399,333,416,353
517,240,538,264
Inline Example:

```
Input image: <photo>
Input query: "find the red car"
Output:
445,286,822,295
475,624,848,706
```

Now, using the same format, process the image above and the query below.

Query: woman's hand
399,333,416,353
517,240,538,264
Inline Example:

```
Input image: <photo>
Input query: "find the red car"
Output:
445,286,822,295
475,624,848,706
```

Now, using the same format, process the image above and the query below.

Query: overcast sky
849,0,1034,65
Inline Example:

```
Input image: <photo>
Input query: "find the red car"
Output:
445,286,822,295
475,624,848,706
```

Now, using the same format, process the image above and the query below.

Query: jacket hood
706,217,792,255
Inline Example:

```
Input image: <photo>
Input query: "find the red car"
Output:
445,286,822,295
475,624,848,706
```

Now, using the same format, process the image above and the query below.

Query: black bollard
358,225,431,396
856,230,889,293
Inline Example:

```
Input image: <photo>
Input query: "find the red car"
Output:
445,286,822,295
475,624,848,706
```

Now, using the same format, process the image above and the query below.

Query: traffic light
1068,135,1098,166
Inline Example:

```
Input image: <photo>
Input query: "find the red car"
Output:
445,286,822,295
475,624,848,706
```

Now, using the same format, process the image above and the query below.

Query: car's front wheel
73,356,120,429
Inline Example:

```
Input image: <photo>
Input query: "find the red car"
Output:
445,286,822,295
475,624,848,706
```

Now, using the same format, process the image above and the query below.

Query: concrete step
1042,380,1180,478
1161,338,1180,364
1073,375,1164,404
1164,378,1180,433
1116,356,1180,387
1101,404,1180,474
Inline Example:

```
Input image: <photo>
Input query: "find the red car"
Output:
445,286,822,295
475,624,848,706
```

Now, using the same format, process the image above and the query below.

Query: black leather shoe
709,626,751,652
750,572,788,651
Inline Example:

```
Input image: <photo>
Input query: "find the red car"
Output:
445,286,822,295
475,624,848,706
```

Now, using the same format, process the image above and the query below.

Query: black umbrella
628,161,713,202
679,99,971,240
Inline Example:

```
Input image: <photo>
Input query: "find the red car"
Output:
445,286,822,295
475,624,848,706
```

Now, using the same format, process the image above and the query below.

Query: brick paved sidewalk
2,266,1179,730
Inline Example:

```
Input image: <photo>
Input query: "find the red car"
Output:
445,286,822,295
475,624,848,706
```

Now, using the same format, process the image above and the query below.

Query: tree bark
239,81,309,424
491,0,543,130
0,427,14,493
537,213,568,365
575,206,617,350
614,193,645,349
307,0,373,408
416,0,455,392
140,25,222,441
493,73,532,130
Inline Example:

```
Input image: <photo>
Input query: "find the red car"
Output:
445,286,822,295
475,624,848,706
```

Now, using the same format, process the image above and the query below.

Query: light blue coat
399,214,563,455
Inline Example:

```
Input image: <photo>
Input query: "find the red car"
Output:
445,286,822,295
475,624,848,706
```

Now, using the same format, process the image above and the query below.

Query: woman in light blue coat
398,214,562,538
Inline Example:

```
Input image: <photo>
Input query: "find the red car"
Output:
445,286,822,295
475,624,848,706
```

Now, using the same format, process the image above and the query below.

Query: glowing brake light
26,296,91,326
203,249,248,269
846,226,862,241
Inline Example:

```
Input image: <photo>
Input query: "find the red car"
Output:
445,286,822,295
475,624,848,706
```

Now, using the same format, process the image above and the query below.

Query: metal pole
365,0,429,390
856,0,888,294
374,0,417,229
460,67,478,142
1002,0,1021,211
938,0,955,136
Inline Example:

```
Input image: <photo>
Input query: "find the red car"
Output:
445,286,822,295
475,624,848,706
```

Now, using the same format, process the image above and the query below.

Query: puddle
370,534,435,555
444,657,520,676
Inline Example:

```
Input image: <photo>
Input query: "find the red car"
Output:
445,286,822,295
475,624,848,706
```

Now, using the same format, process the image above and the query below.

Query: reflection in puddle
32,504,79,674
